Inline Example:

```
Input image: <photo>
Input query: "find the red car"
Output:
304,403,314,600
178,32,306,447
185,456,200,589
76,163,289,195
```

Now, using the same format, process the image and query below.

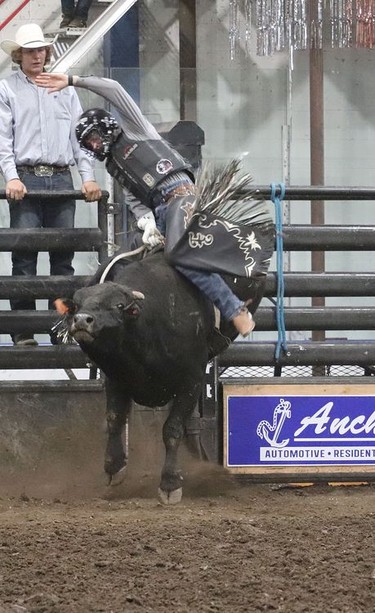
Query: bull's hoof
108,466,127,487
158,487,183,505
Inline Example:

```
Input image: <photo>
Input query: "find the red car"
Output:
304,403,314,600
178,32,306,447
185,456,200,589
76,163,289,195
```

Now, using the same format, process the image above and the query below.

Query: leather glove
137,212,164,248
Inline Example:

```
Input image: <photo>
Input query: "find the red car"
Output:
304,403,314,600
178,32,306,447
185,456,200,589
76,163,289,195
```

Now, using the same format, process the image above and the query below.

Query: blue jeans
9,170,75,312
61,0,93,19
175,265,243,320
155,201,243,321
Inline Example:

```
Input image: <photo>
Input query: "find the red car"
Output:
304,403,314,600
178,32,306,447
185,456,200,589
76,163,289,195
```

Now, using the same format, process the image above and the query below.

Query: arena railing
0,186,375,375
219,185,375,371
0,188,123,374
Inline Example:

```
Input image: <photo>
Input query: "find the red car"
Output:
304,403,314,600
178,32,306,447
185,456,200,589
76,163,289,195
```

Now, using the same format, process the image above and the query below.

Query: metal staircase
50,0,138,73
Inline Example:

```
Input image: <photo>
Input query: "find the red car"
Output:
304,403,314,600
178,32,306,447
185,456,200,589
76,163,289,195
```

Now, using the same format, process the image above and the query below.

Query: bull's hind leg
104,379,131,485
159,387,201,505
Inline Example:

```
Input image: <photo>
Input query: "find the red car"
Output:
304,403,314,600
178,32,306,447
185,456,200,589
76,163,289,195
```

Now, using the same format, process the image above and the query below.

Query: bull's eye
116,303,125,311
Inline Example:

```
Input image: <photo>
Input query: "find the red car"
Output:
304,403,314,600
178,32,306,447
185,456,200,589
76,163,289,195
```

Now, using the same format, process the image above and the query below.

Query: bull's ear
54,298,76,315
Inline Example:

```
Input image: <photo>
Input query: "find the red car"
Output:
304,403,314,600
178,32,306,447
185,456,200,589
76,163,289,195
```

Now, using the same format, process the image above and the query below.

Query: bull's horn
132,290,145,300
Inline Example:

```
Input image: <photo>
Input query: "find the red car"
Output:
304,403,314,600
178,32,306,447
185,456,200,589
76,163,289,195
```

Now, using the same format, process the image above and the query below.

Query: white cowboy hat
0,23,52,56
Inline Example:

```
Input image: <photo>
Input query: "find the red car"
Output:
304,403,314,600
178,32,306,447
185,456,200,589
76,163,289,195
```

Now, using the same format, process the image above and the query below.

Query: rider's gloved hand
137,212,164,248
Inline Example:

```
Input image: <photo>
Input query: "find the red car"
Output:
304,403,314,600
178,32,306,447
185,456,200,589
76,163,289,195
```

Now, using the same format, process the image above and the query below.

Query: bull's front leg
104,378,132,486
159,385,201,505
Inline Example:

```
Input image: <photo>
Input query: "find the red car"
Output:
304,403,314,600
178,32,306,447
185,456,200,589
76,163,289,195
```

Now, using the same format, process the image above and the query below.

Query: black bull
62,251,267,504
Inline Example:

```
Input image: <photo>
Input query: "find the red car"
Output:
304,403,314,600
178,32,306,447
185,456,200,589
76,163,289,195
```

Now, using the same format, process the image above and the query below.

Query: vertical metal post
308,0,326,350
179,0,197,121
97,192,109,263
90,192,111,381
105,173,116,257
282,44,294,327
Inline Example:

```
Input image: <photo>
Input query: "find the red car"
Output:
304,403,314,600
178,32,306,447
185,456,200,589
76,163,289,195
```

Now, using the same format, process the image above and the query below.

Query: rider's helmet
75,108,120,161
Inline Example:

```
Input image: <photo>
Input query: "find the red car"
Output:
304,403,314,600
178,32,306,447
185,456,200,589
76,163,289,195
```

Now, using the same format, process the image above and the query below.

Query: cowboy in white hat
0,23,102,346
0,23,53,61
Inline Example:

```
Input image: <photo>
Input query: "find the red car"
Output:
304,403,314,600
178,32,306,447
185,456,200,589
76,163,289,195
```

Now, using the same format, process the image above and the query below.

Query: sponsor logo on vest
142,173,155,187
123,143,138,159
156,159,173,174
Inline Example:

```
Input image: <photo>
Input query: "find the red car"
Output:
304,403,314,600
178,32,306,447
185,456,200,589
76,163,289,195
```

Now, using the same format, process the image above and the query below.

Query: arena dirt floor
0,448,374,613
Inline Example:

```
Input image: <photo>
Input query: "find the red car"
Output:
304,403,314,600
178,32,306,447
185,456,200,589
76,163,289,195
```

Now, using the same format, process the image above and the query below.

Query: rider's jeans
175,265,243,320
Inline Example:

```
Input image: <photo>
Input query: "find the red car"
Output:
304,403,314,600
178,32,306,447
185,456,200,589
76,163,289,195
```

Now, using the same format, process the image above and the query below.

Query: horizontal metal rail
264,273,375,296
1,186,375,201
0,190,104,201
1,226,374,252
0,276,90,299
2,341,375,370
1,186,375,203
249,186,375,200
218,341,375,367
254,307,375,330
0,306,374,335
0,312,62,334
0,346,90,369
0,273,372,300
282,226,375,250
0,228,103,251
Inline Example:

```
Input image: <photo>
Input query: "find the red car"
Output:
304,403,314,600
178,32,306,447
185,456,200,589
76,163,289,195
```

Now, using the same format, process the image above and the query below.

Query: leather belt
164,184,195,203
17,164,70,177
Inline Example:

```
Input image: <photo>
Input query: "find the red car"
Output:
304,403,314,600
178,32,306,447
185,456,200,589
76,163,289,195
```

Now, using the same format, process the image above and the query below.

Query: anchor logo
256,398,291,448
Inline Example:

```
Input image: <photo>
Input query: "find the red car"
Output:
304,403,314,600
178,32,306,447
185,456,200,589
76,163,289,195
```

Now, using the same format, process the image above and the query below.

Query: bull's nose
74,312,94,325
71,312,95,335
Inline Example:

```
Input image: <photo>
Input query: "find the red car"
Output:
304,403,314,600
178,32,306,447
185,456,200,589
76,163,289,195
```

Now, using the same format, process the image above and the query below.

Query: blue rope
270,182,289,361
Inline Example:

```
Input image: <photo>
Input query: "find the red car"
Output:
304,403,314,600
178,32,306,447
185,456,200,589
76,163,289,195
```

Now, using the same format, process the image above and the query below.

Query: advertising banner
224,383,375,475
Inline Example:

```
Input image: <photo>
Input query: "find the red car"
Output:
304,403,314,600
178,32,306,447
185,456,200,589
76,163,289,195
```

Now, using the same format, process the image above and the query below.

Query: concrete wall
0,381,106,495
0,381,173,497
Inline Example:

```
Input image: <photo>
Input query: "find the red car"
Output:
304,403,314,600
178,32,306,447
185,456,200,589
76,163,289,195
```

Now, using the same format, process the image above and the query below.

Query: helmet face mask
76,109,120,161
81,128,108,161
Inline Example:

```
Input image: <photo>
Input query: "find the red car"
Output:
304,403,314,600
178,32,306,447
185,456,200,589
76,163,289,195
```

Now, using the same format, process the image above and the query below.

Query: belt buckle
35,165,53,177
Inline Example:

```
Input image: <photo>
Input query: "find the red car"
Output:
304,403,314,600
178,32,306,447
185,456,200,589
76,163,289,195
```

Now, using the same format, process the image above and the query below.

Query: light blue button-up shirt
0,68,95,184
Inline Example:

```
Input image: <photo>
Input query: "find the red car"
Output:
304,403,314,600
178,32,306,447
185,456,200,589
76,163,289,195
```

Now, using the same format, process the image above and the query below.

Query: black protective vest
105,134,194,206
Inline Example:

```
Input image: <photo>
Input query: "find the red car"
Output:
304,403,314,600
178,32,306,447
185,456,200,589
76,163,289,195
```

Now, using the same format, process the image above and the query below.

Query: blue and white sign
227,394,375,467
